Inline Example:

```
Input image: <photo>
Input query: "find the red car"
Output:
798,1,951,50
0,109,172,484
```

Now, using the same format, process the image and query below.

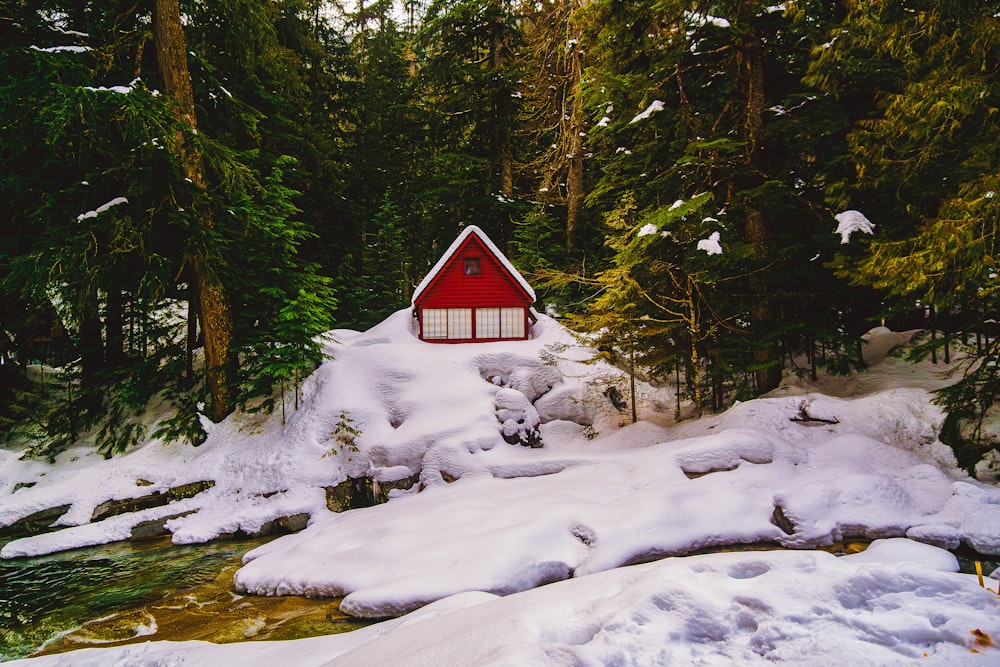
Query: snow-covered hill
4,311,1000,664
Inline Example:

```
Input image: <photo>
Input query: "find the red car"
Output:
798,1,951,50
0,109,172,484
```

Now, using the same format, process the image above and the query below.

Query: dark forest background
1,1,998,471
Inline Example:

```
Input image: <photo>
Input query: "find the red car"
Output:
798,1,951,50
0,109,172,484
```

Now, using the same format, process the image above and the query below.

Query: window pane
447,308,472,339
423,309,448,339
500,308,524,338
464,257,481,275
476,308,500,338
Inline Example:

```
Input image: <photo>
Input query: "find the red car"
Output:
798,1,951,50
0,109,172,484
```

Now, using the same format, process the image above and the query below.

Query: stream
0,536,369,662
2,534,996,662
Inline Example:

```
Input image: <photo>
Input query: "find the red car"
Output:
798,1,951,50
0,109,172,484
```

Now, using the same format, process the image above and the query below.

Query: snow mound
232,417,1000,616
1,310,666,558
13,546,1000,666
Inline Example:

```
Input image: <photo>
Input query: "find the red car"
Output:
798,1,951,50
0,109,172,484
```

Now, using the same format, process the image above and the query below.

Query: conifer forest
1,1,998,470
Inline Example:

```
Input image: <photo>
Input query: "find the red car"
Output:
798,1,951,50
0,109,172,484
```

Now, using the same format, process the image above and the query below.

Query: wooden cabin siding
417,236,531,308
412,228,534,343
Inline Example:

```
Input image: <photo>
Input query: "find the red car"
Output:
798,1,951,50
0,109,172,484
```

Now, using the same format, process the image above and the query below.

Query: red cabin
412,225,536,342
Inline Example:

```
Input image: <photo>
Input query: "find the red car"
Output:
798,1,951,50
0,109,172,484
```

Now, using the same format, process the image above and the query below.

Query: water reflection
0,537,272,660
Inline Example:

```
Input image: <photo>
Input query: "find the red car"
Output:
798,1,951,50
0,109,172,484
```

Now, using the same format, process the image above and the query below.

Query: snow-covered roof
411,225,536,304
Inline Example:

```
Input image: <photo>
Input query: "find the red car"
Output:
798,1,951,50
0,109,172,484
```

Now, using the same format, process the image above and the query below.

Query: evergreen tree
580,0,857,398
818,0,1000,472
519,0,590,249
1,0,343,455
154,0,239,424
414,0,524,248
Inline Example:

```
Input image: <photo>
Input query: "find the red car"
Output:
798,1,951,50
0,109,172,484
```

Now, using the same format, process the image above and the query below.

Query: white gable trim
411,225,536,304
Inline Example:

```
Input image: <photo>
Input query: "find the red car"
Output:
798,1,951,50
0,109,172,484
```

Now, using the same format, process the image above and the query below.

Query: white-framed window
500,307,525,338
447,308,472,339
476,308,501,339
425,307,522,340
422,308,448,339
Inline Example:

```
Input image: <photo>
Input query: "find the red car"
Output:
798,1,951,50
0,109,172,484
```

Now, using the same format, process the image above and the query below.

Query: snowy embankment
0,310,665,558
10,540,1000,665
3,310,1000,663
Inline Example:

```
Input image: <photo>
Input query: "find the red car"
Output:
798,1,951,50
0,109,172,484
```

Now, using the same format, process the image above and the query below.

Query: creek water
0,536,368,661
2,535,996,662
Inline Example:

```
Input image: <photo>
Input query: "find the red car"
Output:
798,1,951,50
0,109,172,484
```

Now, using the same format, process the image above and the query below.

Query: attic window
464,257,481,275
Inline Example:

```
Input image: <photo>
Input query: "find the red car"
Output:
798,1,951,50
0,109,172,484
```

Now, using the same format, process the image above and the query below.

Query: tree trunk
565,12,584,249
738,24,781,395
154,0,238,423
489,6,514,200
79,288,104,389
186,278,199,388
105,286,125,370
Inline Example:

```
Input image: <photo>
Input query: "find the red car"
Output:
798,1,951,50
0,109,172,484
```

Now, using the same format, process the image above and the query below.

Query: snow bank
1,311,649,558
10,545,999,666
5,308,1000,663
232,416,1000,616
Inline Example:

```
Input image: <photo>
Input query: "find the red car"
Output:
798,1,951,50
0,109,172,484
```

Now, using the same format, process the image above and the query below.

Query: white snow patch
76,197,128,222
30,45,91,53
697,230,722,255
629,100,664,124
835,209,875,243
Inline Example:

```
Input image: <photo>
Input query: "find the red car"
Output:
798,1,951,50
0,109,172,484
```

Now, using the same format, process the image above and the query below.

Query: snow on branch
834,210,875,244
77,197,128,222
630,100,664,124
30,45,91,53
697,231,722,255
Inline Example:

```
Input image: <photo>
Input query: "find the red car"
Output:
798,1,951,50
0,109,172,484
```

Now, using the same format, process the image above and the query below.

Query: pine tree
414,0,524,247
818,1,1000,473
154,0,239,424
519,0,589,249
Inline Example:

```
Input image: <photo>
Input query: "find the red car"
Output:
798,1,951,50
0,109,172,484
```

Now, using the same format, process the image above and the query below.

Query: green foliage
4,0,999,465
821,0,1000,458
936,342,1000,477
339,190,409,329
234,156,338,414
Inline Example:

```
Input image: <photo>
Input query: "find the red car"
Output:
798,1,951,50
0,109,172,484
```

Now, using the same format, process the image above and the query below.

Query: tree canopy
1,0,997,472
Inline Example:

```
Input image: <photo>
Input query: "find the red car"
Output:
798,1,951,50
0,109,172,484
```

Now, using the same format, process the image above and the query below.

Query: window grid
422,309,448,339
500,308,525,338
476,308,501,339
447,308,472,339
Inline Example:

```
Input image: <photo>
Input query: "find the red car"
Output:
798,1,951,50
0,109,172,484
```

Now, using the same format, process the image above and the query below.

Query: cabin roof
411,225,536,305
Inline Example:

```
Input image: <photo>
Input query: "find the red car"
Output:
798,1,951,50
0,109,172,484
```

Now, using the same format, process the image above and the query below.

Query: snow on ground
0,310,661,558
4,311,1000,663
9,540,1000,666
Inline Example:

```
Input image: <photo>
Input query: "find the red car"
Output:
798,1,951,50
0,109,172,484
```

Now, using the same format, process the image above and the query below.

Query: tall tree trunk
105,285,125,369
490,5,514,199
738,24,781,395
186,278,199,388
154,0,238,423
565,6,585,249
79,287,104,389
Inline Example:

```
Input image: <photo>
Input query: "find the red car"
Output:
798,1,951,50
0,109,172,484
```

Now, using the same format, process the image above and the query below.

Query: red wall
416,235,532,309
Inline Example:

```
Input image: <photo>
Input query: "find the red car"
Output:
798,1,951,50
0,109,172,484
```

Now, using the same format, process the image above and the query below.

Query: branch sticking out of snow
697,231,722,255
630,100,664,124
834,210,875,244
